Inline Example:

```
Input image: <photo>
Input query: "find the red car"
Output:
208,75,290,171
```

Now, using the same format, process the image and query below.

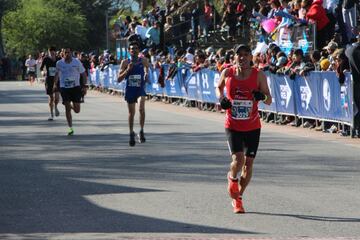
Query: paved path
0,81,359,240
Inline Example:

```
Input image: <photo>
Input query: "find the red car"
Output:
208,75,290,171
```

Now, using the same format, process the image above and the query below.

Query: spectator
302,0,331,50
192,51,208,72
300,50,321,75
184,47,195,65
342,0,357,43
222,2,238,41
135,19,149,42
191,2,202,41
284,48,305,79
164,16,174,46
145,21,161,49
323,40,338,70
203,0,213,37
332,48,350,85
345,35,360,137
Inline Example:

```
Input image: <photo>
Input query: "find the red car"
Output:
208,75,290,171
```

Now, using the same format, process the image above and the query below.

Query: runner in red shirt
216,44,272,213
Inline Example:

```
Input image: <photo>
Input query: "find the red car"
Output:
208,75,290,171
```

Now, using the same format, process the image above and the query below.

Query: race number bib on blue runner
64,77,76,88
128,74,141,87
231,100,253,120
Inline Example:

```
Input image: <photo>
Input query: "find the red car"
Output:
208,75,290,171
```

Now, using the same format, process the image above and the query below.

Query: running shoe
129,132,136,147
227,172,240,199
55,107,60,117
138,130,146,143
48,115,54,121
67,127,74,136
232,197,245,214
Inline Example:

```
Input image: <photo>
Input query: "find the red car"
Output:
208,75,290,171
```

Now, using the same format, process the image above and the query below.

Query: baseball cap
235,44,252,54
323,41,338,50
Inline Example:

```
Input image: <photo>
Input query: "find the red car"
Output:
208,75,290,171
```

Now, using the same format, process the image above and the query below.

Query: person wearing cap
216,44,272,214
323,41,338,70
117,42,150,146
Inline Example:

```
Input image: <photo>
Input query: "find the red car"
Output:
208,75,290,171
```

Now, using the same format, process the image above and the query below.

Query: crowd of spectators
114,0,249,49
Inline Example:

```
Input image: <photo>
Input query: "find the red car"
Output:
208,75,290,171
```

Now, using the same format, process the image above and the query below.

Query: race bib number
49,67,56,77
231,100,253,120
28,66,35,72
128,74,141,87
64,77,76,88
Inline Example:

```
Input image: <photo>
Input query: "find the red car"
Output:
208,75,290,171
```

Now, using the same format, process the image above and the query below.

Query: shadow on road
247,212,360,223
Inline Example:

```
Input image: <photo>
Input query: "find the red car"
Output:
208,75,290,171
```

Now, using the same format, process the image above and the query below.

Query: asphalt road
0,81,360,240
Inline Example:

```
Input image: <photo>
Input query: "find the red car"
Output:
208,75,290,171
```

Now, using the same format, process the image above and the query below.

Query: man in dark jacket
345,39,360,137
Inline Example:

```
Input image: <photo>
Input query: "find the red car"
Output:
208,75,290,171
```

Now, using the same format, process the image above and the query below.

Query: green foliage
2,0,87,56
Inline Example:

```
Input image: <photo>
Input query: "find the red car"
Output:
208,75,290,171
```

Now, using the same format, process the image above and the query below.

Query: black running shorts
225,128,261,158
45,77,59,95
60,86,82,104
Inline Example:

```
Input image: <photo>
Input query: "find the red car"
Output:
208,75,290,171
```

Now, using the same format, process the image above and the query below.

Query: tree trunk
0,17,4,58
140,0,147,16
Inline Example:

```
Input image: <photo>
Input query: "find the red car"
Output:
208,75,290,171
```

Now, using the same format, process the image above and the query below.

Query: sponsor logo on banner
152,71,159,90
214,73,220,87
300,77,312,110
279,78,292,108
202,72,210,94
323,78,331,111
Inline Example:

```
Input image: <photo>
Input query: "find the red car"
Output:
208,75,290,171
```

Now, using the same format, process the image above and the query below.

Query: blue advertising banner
273,74,296,115
184,72,199,100
317,72,352,123
89,69,99,86
89,65,353,126
198,69,218,103
294,72,322,119
165,71,183,98
148,67,164,96
178,67,191,97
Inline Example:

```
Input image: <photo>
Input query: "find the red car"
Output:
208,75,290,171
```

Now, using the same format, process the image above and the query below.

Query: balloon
261,19,277,33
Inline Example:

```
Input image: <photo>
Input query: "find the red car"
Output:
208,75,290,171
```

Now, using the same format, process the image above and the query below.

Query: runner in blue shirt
118,42,150,146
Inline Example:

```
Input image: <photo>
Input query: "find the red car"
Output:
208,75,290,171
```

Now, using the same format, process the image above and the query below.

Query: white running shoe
48,115,54,121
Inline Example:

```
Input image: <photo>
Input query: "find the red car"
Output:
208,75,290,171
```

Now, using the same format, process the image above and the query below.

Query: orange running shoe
232,197,245,214
227,172,240,199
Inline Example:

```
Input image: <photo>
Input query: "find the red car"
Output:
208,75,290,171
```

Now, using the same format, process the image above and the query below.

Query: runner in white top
53,48,87,135
25,55,37,85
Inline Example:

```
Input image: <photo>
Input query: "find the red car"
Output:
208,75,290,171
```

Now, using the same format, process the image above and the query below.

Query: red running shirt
225,67,261,131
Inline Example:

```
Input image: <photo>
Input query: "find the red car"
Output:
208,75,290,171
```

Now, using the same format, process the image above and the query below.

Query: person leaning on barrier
216,44,272,214
117,42,150,146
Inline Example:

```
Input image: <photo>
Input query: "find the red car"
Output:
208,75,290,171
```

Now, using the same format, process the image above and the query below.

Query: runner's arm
216,68,228,99
117,59,129,82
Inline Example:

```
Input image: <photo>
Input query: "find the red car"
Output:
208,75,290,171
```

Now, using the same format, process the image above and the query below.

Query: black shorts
60,86,82,104
27,71,36,76
45,77,59,95
225,128,261,158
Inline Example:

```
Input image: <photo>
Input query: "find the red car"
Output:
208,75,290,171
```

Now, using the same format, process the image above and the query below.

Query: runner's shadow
247,211,360,222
